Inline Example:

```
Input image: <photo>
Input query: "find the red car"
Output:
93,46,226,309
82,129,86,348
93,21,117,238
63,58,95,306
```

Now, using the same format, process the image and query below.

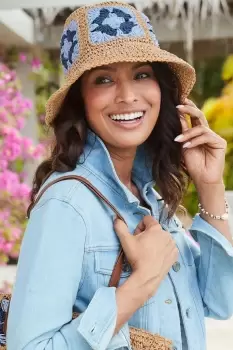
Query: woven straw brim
45,40,196,126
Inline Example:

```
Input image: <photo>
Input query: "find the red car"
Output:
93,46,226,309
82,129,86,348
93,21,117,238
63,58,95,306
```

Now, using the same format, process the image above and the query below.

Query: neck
105,144,137,189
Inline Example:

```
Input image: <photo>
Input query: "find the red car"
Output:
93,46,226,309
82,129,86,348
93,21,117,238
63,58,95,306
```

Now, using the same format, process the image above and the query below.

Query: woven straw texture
130,327,172,350
0,294,172,350
45,1,196,126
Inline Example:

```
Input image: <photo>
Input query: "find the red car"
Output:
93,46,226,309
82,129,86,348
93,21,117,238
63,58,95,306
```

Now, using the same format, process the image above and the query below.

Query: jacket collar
79,129,155,204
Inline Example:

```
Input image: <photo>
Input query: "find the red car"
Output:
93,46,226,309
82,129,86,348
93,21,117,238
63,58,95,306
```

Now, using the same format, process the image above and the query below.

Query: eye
135,72,152,80
95,76,112,85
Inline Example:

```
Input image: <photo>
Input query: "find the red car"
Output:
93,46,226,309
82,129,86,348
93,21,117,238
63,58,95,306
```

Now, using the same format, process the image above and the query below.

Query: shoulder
30,165,95,216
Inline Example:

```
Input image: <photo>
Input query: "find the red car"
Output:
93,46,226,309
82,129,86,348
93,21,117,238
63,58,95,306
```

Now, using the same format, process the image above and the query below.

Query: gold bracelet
198,200,229,221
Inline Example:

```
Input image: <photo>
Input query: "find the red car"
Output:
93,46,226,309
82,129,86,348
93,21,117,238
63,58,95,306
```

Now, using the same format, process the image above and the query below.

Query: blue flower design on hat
60,20,80,74
88,6,144,44
141,13,159,47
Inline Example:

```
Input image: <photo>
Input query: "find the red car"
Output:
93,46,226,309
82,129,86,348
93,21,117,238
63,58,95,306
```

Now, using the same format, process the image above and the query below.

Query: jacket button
172,261,181,272
165,299,172,304
172,347,177,350
186,308,191,318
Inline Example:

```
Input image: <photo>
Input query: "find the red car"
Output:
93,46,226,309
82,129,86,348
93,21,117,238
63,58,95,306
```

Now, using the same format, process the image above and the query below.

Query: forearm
196,183,232,245
115,273,159,334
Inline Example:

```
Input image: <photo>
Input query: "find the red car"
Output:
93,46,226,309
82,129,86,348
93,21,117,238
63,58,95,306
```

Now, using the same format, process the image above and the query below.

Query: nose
115,81,138,105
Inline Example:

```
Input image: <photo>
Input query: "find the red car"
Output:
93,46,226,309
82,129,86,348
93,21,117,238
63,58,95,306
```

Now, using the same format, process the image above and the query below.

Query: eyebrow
90,62,150,73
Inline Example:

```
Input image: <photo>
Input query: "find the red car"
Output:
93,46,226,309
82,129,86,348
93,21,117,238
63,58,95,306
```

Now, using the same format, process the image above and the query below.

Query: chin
110,134,148,149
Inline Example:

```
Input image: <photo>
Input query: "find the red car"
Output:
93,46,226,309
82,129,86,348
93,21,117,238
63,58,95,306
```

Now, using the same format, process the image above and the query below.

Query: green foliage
192,57,225,106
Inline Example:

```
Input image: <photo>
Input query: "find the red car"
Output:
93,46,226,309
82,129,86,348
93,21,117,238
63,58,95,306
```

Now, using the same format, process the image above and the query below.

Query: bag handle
27,175,126,288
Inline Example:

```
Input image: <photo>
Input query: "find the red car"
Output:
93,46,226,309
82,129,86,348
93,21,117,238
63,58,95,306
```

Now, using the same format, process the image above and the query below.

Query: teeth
110,112,144,121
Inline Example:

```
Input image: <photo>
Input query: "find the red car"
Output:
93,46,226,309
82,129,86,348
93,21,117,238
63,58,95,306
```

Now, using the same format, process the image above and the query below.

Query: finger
114,219,132,245
183,99,203,127
184,98,197,108
176,104,209,128
142,215,159,229
179,115,190,134
181,134,226,150
134,220,145,235
174,125,209,143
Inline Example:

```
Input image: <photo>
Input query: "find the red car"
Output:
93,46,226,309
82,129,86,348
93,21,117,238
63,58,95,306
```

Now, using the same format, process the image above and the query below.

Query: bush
0,62,45,264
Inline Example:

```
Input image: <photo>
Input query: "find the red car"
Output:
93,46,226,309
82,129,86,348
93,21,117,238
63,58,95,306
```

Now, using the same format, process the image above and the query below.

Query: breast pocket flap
94,249,131,278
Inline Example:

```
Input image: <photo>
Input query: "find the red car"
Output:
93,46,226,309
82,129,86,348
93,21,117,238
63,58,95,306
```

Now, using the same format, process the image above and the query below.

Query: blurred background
0,1,233,348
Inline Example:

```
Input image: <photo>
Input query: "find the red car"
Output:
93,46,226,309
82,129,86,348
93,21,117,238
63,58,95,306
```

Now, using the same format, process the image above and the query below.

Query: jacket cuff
73,286,131,350
190,214,233,257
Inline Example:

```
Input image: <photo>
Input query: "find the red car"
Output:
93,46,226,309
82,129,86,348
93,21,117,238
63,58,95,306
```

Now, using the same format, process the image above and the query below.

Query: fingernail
174,134,184,142
176,105,184,108
183,142,191,148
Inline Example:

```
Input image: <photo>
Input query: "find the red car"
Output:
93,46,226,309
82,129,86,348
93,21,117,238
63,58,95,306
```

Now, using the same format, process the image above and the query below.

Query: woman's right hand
114,216,178,295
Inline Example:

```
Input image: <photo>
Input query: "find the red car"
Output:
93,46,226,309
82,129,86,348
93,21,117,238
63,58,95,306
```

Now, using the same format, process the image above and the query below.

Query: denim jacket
7,130,233,350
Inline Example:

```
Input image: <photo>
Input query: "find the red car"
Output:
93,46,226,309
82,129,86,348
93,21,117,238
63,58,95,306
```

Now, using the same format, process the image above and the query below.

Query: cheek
145,82,161,115
84,89,111,121
151,81,161,105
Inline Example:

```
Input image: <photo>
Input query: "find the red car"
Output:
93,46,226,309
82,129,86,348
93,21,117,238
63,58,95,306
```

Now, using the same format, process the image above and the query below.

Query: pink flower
0,110,8,123
1,242,14,254
4,74,12,82
17,183,31,199
0,209,10,222
21,137,33,151
0,170,20,194
11,227,22,240
3,144,21,161
24,99,33,110
19,52,27,63
0,159,8,171
31,58,42,71
33,143,45,159
16,116,25,130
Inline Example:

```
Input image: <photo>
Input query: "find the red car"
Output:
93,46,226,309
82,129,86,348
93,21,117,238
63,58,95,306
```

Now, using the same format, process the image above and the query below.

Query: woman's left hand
175,98,227,189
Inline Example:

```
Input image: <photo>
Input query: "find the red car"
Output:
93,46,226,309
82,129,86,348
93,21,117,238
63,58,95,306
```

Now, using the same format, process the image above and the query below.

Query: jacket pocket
94,249,131,286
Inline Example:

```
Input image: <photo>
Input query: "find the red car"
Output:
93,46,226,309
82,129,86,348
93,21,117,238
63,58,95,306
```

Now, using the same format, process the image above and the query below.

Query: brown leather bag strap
27,175,126,288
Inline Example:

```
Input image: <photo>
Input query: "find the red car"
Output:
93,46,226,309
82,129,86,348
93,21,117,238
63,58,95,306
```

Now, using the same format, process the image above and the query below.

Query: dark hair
30,62,189,217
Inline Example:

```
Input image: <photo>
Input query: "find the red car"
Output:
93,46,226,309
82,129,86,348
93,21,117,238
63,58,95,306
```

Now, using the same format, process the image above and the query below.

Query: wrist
115,273,159,334
129,271,159,300
118,272,158,304
196,182,225,202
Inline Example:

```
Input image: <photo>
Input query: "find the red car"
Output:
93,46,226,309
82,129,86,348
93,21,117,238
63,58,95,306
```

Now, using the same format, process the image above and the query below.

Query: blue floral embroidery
60,20,79,74
88,6,144,44
141,13,159,47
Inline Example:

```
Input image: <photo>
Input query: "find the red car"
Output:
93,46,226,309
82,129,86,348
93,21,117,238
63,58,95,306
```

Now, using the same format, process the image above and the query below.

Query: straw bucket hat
45,0,196,126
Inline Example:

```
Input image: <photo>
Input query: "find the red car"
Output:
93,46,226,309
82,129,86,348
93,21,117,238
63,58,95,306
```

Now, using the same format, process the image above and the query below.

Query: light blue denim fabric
7,129,233,350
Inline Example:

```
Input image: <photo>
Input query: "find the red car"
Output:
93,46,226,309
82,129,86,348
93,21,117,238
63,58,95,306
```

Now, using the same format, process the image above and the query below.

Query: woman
7,2,233,350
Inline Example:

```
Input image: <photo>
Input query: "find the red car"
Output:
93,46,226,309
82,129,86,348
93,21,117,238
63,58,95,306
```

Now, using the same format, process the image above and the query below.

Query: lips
108,111,146,130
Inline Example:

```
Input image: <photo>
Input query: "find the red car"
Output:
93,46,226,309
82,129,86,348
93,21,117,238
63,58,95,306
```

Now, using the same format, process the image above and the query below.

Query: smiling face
81,61,161,151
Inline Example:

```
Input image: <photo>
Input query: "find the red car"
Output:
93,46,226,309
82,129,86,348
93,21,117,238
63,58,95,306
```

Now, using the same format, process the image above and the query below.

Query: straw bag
0,175,172,350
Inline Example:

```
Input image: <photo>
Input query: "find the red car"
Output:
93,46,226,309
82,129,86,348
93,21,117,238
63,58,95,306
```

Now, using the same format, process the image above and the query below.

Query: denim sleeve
189,214,233,320
7,199,131,350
